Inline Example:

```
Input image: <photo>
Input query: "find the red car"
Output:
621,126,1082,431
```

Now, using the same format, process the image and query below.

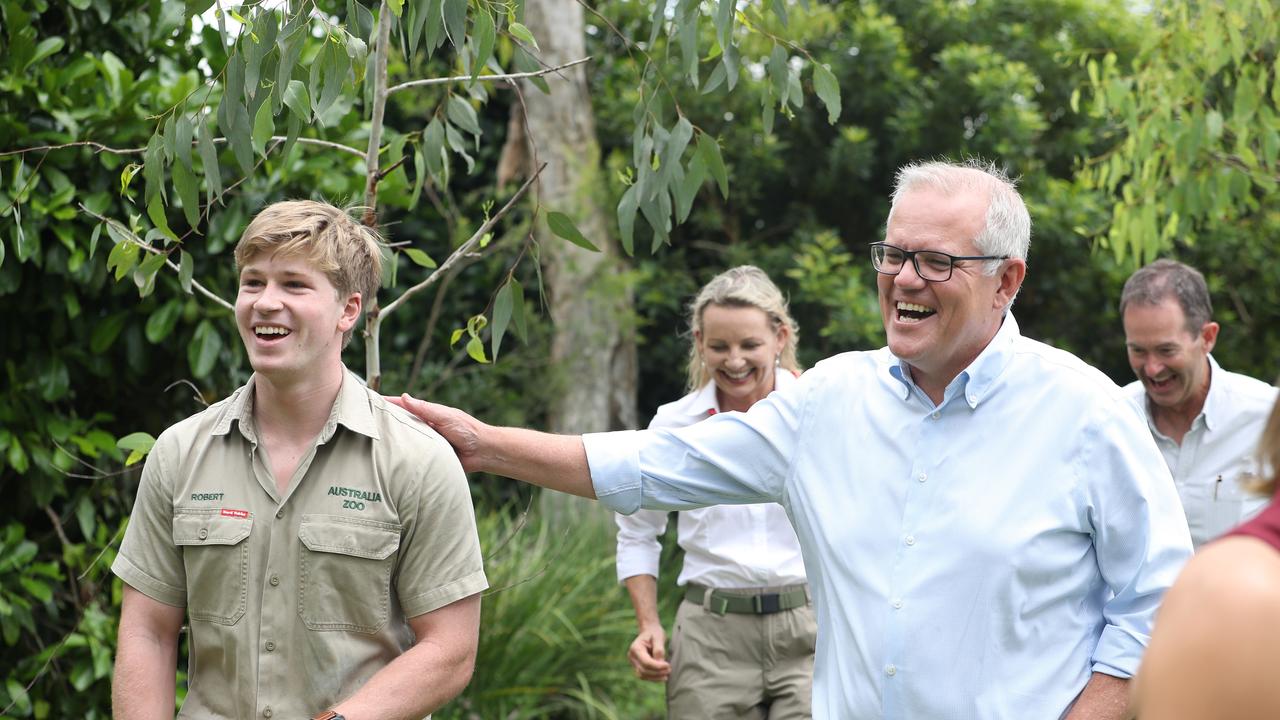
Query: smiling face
878,188,1024,397
234,252,361,385
1123,297,1217,415
696,304,788,413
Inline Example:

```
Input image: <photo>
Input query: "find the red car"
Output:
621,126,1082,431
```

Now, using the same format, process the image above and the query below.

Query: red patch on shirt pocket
220,508,250,519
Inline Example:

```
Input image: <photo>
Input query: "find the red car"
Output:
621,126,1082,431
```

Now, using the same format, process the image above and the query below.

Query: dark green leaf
447,95,482,138
179,250,194,294
251,89,274,156
175,114,194,170
617,183,639,255
814,63,844,124
283,79,311,123
90,312,128,354
145,299,183,343
648,0,668,45
423,117,446,178
675,155,706,223
37,359,69,402
701,63,727,95
546,211,599,251
696,134,728,198
147,194,177,243
471,10,496,83
491,281,513,359
423,0,446,55
188,319,223,378
443,0,467,50
26,36,65,71
197,120,222,204
144,134,166,206
172,161,200,229
511,277,527,342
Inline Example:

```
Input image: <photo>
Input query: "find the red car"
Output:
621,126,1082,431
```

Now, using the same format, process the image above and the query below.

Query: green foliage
1080,0,1280,264
435,510,666,720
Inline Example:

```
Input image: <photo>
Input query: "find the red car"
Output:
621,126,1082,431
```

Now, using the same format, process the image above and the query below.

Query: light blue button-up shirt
585,315,1192,719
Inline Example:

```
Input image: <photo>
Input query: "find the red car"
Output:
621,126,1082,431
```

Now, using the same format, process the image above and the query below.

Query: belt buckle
754,593,781,614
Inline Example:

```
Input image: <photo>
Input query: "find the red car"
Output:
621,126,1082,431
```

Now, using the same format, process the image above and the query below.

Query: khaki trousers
666,587,817,719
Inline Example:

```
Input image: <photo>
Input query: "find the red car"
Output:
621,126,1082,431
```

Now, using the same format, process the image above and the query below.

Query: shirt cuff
112,554,187,608
1090,623,1148,678
401,569,489,618
583,430,643,514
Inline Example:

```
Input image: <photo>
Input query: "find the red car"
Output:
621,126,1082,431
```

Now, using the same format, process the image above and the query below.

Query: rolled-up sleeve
586,379,808,516
1085,405,1193,677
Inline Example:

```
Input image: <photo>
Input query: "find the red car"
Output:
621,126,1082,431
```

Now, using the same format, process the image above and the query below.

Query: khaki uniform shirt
113,369,487,720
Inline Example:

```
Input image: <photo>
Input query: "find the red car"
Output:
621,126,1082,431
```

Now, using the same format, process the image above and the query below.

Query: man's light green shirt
113,369,487,719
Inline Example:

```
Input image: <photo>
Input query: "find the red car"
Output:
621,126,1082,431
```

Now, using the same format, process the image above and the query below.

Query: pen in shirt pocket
1214,474,1222,500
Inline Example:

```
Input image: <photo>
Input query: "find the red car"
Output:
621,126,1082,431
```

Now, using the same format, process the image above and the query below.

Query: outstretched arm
390,395,596,498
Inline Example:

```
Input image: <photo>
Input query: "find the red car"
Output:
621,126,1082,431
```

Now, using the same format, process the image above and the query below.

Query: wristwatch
311,712,345,720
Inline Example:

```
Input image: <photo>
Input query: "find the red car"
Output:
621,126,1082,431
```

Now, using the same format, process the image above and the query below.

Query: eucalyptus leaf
547,211,599,252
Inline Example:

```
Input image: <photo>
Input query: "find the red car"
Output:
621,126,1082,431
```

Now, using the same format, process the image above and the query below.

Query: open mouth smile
896,301,937,324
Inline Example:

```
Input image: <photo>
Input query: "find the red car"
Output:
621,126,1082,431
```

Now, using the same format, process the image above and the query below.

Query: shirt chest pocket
172,510,254,626
298,515,402,633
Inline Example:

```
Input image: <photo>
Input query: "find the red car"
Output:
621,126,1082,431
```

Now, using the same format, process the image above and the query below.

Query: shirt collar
886,313,1021,410
1198,354,1223,432
209,368,381,443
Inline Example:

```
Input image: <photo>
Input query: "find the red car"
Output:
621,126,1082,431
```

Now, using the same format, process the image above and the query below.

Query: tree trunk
517,0,637,526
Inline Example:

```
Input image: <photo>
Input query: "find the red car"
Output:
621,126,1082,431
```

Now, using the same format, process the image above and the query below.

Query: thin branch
362,1,394,220
387,57,592,95
380,163,546,318
0,136,364,161
76,205,235,312
0,141,145,158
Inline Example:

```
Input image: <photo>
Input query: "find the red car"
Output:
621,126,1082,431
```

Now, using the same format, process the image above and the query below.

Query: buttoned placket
249,433,324,719
881,380,968,707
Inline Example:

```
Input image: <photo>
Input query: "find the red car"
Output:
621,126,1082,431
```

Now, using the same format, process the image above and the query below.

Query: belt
685,583,808,615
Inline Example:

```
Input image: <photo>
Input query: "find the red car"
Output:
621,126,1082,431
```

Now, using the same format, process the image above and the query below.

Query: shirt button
917,472,927,483
967,395,976,403
265,641,275,652
885,664,897,676
197,529,209,540
892,598,903,609
931,412,940,420
262,709,273,718
269,574,280,587
905,535,916,546
275,509,284,519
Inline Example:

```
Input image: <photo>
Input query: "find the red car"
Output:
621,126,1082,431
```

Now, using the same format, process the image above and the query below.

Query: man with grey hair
394,160,1192,719
1120,258,1278,549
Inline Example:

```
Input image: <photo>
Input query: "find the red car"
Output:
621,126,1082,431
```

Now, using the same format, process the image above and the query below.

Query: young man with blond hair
112,200,486,720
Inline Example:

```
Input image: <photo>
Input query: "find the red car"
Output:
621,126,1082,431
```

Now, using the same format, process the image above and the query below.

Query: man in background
1121,258,1279,549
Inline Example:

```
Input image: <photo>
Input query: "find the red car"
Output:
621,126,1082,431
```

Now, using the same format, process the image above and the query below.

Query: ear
1200,321,1220,353
992,258,1027,310
775,321,791,350
337,292,363,333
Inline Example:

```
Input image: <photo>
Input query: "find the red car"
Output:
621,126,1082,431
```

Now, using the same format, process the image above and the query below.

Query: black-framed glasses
869,242,1009,282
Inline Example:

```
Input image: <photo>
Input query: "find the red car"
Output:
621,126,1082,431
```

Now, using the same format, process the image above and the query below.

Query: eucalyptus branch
0,141,145,157
0,136,365,160
380,163,546,318
387,57,592,94
76,205,235,312
362,1,394,220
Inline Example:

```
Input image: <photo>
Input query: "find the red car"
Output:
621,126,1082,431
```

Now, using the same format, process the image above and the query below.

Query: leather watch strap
312,711,345,720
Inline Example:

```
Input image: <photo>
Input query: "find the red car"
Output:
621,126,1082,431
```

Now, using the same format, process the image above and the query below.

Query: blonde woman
615,266,814,719
1133,390,1280,719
